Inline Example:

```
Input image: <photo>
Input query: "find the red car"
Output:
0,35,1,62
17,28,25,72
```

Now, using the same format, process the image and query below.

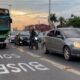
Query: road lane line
17,47,42,58
67,69,80,75
17,48,25,53
40,58,80,75
26,51,80,76
17,47,80,76
40,58,67,69
11,45,15,48
27,51,41,58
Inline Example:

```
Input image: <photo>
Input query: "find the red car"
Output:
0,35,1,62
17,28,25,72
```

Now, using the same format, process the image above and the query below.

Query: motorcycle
29,36,39,50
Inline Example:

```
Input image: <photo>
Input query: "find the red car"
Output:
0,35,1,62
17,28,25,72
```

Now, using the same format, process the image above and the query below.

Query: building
24,24,50,32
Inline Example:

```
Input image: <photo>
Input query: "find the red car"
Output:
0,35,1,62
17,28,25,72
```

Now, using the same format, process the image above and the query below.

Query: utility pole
49,0,51,17
8,4,12,14
8,4,13,31
49,0,52,29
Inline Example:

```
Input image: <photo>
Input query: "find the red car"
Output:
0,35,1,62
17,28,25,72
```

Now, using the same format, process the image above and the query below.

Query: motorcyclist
29,27,37,48
30,28,37,39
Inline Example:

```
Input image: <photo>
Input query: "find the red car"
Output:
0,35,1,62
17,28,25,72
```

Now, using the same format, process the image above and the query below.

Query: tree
48,13,57,28
71,14,75,18
50,13,57,22
66,16,80,28
59,17,65,27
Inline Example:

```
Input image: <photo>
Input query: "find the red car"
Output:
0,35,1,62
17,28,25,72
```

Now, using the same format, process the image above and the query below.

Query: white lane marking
11,45,15,48
39,57,80,75
67,69,80,75
40,58,80,75
27,51,41,58
11,45,24,53
40,58,66,69
17,48,24,53
17,48,80,76
17,47,41,58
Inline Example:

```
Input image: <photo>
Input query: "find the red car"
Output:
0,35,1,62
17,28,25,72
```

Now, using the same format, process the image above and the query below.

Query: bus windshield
0,9,9,16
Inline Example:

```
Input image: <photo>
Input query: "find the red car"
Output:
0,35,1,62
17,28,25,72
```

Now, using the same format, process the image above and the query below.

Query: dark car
44,28,80,60
15,31,30,46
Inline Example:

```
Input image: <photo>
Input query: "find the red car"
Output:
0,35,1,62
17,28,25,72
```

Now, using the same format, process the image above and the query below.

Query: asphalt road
0,43,80,80
23,44,80,71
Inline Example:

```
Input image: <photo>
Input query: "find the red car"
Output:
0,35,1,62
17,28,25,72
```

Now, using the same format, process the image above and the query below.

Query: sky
0,0,80,30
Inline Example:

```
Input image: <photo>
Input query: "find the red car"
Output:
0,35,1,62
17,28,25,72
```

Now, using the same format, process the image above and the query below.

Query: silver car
44,28,80,60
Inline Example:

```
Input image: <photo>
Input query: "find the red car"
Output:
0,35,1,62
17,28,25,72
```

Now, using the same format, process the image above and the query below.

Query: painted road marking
17,48,80,76
0,54,21,59
17,48,25,53
11,45,15,48
67,69,80,75
17,47,41,58
27,51,41,58
0,62,49,74
11,45,24,53
40,58,80,76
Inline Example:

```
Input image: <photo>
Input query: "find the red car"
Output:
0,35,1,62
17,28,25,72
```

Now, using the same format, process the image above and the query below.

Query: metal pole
8,4,12,31
8,4,12,14
49,0,52,29
49,0,51,17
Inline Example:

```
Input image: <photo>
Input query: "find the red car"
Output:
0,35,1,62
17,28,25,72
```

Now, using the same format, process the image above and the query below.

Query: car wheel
43,45,49,54
63,47,71,61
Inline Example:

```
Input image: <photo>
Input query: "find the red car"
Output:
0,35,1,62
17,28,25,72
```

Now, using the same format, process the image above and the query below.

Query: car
44,28,80,60
14,31,30,46
8,31,18,43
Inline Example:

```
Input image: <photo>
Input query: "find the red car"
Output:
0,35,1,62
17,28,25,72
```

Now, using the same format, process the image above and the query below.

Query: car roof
19,31,30,35
50,27,79,31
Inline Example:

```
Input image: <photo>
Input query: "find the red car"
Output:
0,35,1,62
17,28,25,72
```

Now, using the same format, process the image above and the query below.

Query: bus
0,8,12,48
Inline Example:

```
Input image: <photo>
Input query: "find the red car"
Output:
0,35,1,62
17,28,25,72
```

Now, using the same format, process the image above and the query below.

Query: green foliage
48,13,80,28
49,13,57,22
59,17,65,27
66,16,80,27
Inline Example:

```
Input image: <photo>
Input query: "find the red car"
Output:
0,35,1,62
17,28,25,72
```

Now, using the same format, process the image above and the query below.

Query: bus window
0,9,9,16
